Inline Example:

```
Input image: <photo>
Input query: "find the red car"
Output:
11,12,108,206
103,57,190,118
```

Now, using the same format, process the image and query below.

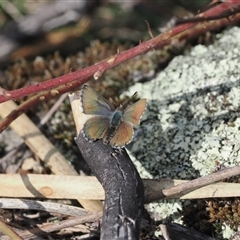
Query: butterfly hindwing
81,85,115,116
122,98,147,125
83,116,109,141
109,121,134,148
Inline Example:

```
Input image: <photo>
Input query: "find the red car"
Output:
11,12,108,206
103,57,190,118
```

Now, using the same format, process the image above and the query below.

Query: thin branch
0,93,68,164
39,92,68,126
0,98,103,212
0,82,83,134
1,170,240,201
20,211,102,239
163,165,240,199
0,219,24,240
177,3,240,24
0,198,87,217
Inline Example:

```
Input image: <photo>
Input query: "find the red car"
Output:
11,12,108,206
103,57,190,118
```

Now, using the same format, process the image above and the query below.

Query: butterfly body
80,85,147,148
103,110,123,145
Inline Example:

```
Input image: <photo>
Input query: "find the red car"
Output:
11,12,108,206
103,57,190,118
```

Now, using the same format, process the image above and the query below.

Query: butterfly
80,85,147,148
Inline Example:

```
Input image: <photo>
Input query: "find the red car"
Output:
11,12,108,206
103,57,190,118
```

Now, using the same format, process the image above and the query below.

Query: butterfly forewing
83,116,109,141
81,85,115,116
110,122,134,148
122,99,147,125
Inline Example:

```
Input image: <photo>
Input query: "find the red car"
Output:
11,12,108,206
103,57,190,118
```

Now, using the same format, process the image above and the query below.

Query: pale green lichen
222,223,235,239
127,27,240,237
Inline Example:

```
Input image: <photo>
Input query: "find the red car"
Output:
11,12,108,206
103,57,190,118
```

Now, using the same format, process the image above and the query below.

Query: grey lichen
127,27,240,237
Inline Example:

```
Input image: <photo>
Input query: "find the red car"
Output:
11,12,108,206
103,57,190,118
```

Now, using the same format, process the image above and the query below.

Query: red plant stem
0,3,240,133
178,4,240,24
0,37,169,103
0,1,239,104
0,79,85,133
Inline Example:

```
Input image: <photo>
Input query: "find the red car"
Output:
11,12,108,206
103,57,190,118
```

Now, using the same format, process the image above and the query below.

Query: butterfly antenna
109,98,117,108
121,92,138,109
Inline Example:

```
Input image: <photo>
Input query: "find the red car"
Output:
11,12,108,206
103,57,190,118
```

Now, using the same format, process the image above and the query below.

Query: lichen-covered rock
127,27,240,238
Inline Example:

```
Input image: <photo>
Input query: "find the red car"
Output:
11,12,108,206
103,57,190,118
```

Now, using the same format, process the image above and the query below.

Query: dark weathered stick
75,134,144,240
164,223,216,240
70,90,145,239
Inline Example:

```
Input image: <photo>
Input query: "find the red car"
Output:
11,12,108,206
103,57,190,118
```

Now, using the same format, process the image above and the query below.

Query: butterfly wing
122,99,147,125
82,116,109,141
109,121,134,148
81,85,114,116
